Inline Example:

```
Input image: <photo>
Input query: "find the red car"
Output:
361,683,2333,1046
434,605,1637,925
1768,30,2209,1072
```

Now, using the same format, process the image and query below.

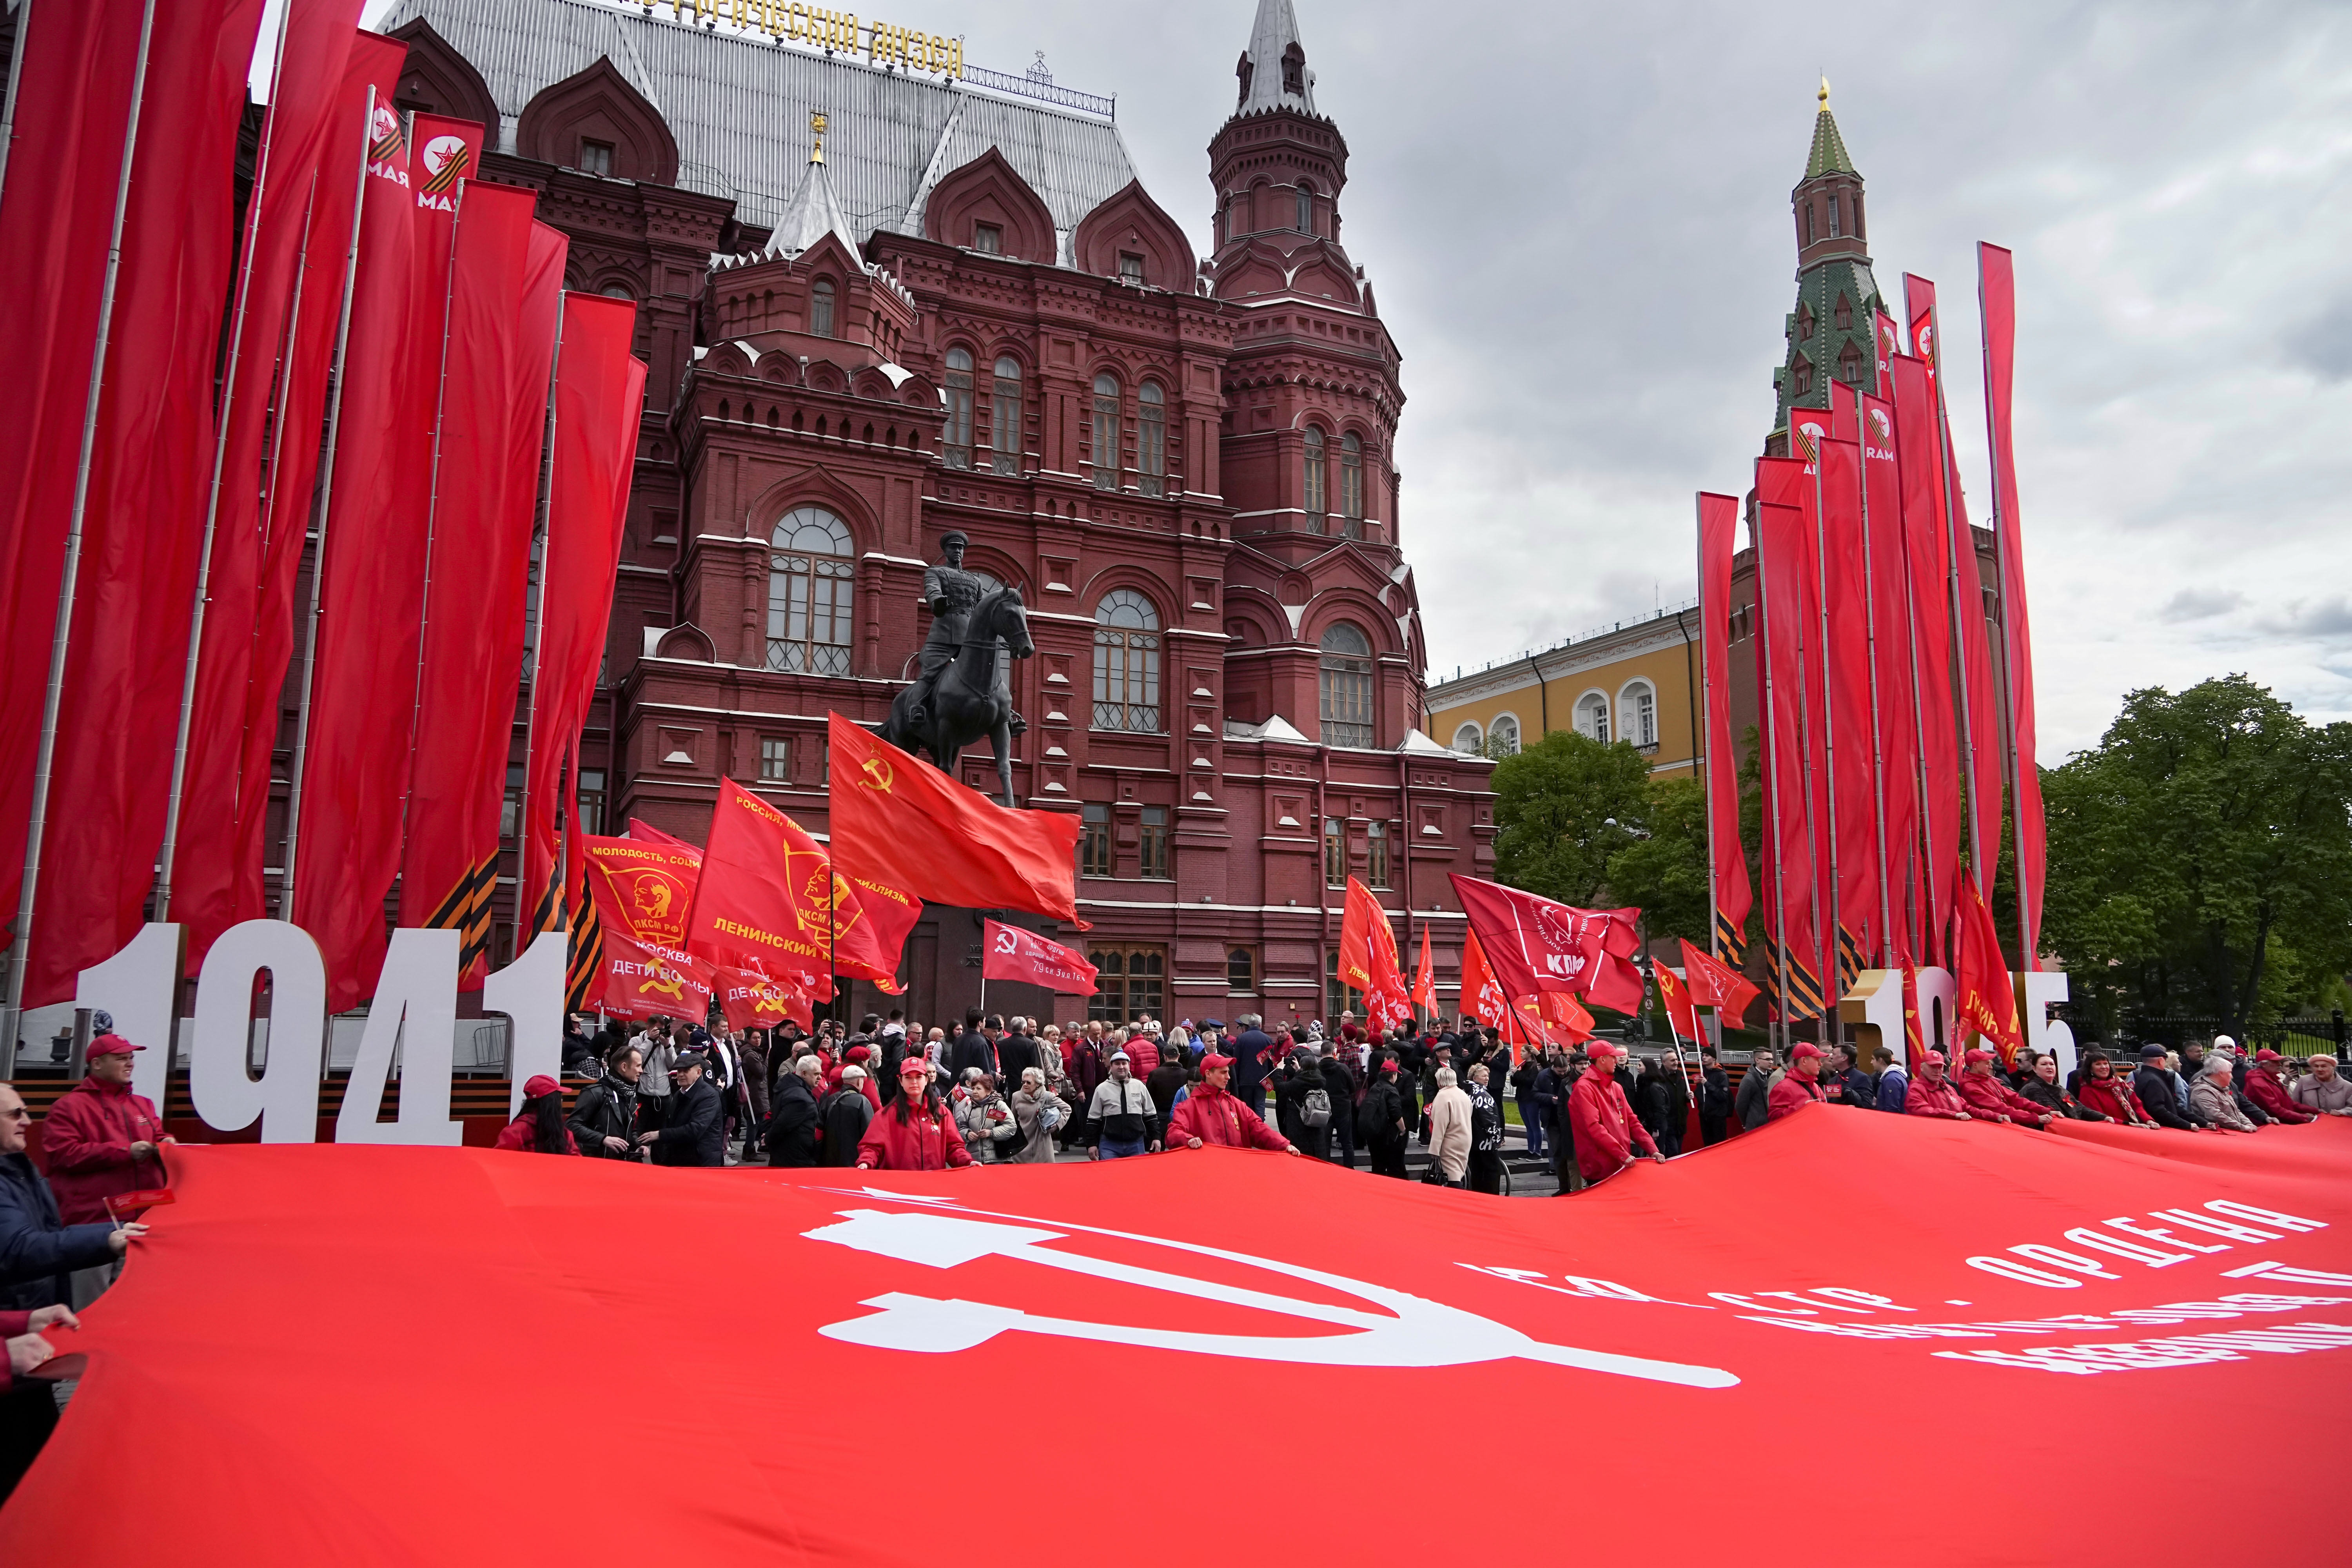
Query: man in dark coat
1230,1015,1275,1118
948,1009,996,1081
1357,1058,1411,1178
569,1043,644,1159
1144,1053,1189,1149
817,1069,876,1167
1824,1043,1877,1111
1512,1051,1546,1162
639,1051,724,1167
1652,1051,1691,1156
767,1056,824,1166
2132,1045,2201,1131
997,1016,1040,1086
1695,1047,1734,1144
0,1086,133,1312
1322,1046,1360,1168
1734,1048,1779,1131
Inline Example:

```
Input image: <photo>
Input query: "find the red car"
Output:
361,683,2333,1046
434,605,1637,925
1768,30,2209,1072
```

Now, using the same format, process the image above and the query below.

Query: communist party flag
1655,963,1698,1042
825,713,1080,922
1678,938,1761,1028
1448,874,1601,1002
682,780,837,983
398,187,566,985
13,0,274,1004
521,294,646,937
292,76,428,1012
1338,877,1412,1030
579,833,711,1021
1512,990,1594,1049
1578,907,1648,1017
717,958,812,1033
982,918,1098,995
1979,242,2046,969
1458,928,1508,1028
1891,352,1962,962
1695,492,1751,962
1953,871,2024,1066
1411,924,1436,1017
1858,386,1920,969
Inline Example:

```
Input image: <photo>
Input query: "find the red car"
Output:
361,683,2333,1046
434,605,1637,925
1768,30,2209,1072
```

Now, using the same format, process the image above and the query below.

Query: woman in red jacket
2075,1052,2154,1125
855,1060,975,1171
494,1075,579,1155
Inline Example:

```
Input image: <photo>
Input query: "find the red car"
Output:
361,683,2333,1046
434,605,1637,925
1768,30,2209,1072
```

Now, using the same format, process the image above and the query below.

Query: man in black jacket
1824,1043,1877,1111
949,1008,996,1081
997,1017,1040,1087
2132,1045,2201,1131
569,1043,644,1159
639,1051,724,1166
816,1068,875,1167
1695,1048,1733,1145
1144,1053,1189,1149
1358,1057,1410,1178
767,1056,823,1166
1734,1048,1779,1131
1230,1015,1274,1118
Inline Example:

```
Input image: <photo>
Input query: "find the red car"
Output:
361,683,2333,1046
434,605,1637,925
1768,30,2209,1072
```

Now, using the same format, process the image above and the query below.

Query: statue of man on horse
883,530,1034,807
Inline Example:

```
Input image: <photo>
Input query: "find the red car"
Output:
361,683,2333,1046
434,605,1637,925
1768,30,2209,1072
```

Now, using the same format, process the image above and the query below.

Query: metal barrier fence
2120,1014,2348,1058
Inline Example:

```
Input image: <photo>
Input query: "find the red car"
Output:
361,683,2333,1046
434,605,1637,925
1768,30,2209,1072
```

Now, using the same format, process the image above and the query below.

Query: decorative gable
923,148,1056,265
1073,180,1195,290
516,56,679,185
388,17,499,129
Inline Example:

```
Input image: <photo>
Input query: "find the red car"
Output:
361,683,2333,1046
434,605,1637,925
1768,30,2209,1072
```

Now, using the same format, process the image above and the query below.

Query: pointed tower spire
1771,77,1880,439
1235,0,1316,115
765,111,862,260
1804,76,1856,180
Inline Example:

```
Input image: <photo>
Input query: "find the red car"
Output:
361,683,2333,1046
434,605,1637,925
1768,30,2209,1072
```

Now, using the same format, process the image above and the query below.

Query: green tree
1605,775,1710,944
2042,675,2352,1038
1490,730,1651,907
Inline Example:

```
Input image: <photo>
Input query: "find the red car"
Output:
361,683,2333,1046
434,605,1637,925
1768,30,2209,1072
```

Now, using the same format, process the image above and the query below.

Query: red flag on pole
1695,492,1751,963
397,190,566,985
1954,870,2024,1066
1655,962,1698,1042
1410,924,1436,1017
1458,928,1508,1028
1677,937,1761,1027
292,77,428,1012
18,0,274,1004
1978,243,2044,969
1813,422,1884,970
1446,875,1602,1002
1890,353,1961,963
578,834,711,1021
1751,496,1825,1021
824,714,1080,922
520,293,644,936
1337,878,1412,1031
680,780,839,984
170,0,368,962
1858,386,1920,968
716,958,812,1033
982,918,1098,995
1512,990,1595,1049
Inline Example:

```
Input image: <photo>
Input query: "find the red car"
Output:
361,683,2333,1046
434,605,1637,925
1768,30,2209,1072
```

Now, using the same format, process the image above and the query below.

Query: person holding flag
1566,1041,1659,1185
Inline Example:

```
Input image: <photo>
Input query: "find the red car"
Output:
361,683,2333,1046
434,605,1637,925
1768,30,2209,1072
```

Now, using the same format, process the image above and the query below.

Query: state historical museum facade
380,0,1494,1029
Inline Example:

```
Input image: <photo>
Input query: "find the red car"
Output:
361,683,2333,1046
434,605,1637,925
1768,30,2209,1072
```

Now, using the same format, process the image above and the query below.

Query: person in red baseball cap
1766,1042,1828,1122
1903,1051,1972,1120
1567,1041,1659,1185
2240,1049,2315,1125
40,1034,172,1227
1163,1054,1297,1154
1956,1049,2053,1128
494,1075,579,1155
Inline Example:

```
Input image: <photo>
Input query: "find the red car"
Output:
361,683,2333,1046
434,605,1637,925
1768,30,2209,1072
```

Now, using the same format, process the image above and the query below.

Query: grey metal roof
1238,0,1316,116
385,0,1143,246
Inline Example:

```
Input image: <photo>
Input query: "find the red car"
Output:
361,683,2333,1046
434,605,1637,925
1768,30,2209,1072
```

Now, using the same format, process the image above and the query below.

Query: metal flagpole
512,296,568,938
3,0,160,1027
1926,300,1988,949
1806,419,1843,1041
1978,258,2034,967
1752,497,1792,1057
0,0,36,211
156,0,296,920
1853,383,1896,970
280,88,379,922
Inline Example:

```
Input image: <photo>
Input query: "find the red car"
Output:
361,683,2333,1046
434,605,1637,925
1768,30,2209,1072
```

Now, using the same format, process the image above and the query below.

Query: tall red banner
982,918,1098,995
1978,242,2044,968
17,0,273,1005
1695,492,1751,964
521,294,645,936
1818,430,1882,969
292,89,423,1011
171,0,368,962
1752,497,1824,1021
1410,924,1437,1016
1858,388,1920,967
397,188,565,985
0,0,150,934
1954,870,2024,1064
1338,877,1411,1029
1890,354,1960,964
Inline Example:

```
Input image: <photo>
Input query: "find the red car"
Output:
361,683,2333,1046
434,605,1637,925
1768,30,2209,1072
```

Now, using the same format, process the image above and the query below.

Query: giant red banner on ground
8,1114,2347,1563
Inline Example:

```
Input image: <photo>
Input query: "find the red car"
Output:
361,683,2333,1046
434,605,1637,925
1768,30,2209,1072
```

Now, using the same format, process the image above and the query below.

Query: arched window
1577,692,1611,744
1138,381,1166,497
1296,181,1313,234
1450,722,1483,756
1091,372,1121,491
1092,589,1161,732
1318,622,1374,748
942,348,973,469
1621,681,1657,748
1339,432,1363,537
809,277,836,338
990,355,1021,474
1281,41,1305,96
1489,714,1520,756
1302,426,1327,532
767,506,855,675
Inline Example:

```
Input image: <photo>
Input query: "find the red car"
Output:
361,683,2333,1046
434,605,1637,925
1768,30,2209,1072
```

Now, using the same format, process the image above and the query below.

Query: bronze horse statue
882,583,1034,807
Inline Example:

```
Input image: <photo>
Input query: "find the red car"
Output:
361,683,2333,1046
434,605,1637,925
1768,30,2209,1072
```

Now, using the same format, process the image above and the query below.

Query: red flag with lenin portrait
826,714,1079,923
1338,878,1413,1030
579,834,711,1022
682,780,838,992
983,919,1098,995
1954,871,2024,1067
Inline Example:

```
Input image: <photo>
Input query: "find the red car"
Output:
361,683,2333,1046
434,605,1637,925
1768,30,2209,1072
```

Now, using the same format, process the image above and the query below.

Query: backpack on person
1301,1086,1332,1128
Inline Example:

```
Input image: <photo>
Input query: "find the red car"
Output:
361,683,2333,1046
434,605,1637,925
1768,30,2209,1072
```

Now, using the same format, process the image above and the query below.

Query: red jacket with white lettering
1766,1072,1825,1122
2242,1067,2314,1124
1957,1071,2047,1124
1905,1075,1971,1119
855,1095,975,1171
1163,1083,1289,1152
1569,1068,1656,1181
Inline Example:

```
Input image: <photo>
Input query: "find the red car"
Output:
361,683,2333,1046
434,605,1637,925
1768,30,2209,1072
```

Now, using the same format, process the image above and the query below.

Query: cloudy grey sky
355,0,2352,761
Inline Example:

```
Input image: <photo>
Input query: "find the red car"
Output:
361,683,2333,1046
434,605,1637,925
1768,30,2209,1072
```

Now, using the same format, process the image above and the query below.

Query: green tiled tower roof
1804,77,1855,179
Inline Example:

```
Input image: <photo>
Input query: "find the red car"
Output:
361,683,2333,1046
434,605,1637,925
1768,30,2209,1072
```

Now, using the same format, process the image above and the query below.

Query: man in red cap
1903,1052,1973,1120
2241,1050,2316,1124
1956,1049,2053,1127
1567,1041,1659,1185
1163,1054,1297,1154
40,1034,171,1227
1766,1042,1828,1122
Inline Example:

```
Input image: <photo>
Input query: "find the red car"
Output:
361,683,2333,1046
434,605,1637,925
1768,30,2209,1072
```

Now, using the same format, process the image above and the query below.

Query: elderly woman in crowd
1464,1061,1506,1193
1008,1067,1063,1163
1426,1065,1472,1188
956,1069,1017,1161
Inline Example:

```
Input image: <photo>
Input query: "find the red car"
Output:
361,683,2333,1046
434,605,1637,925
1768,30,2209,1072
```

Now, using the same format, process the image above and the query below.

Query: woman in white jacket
1426,1066,1473,1187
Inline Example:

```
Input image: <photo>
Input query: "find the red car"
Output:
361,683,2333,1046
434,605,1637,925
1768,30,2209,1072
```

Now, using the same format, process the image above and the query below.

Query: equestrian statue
882,530,1033,808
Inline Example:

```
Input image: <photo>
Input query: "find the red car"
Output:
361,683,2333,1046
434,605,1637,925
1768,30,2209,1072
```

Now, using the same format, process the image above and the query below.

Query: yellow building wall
1430,641,1701,778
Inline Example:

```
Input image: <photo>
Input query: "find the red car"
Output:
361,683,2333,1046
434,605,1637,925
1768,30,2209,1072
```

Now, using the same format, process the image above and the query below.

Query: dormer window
578,138,613,176
809,277,835,339
1796,303,1814,341
1828,192,1842,236
1295,182,1312,233
1281,42,1304,96
973,222,1002,255
1833,292,1853,331
1118,252,1143,283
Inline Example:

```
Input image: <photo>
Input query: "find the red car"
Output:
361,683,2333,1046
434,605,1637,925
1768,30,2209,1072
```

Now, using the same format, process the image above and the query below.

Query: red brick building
382,0,1495,1029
